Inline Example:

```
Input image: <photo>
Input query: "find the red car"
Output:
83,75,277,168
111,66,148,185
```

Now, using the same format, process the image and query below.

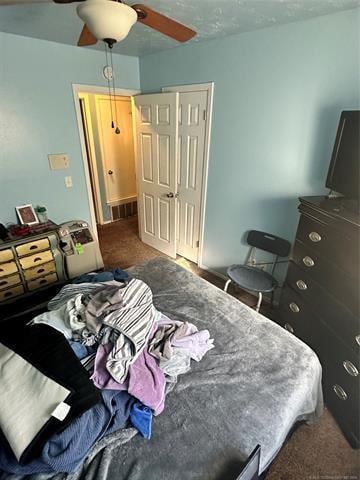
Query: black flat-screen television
326,110,359,199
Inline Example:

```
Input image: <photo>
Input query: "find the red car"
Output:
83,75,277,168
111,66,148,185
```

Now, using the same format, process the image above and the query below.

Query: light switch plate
48,154,70,170
64,176,73,188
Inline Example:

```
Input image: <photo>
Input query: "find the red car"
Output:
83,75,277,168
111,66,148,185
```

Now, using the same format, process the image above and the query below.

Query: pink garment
172,329,214,362
91,343,128,391
153,314,214,362
91,343,166,415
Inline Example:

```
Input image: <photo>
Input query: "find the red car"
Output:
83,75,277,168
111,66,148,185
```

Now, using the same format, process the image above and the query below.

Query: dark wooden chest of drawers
277,196,360,447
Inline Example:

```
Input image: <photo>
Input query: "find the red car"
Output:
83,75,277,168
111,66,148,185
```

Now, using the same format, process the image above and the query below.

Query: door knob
166,192,174,198
108,170,113,175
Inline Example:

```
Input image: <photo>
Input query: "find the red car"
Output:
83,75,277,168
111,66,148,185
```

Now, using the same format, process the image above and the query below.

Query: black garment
0,313,101,465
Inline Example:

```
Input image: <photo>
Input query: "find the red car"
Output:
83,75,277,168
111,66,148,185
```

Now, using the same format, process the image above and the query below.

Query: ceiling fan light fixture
77,0,137,43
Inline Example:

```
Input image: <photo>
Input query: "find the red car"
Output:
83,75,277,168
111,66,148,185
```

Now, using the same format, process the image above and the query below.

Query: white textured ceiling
0,0,358,56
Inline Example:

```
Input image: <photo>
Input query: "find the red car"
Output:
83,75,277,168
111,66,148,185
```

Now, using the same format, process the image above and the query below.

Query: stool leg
255,292,262,312
224,279,231,292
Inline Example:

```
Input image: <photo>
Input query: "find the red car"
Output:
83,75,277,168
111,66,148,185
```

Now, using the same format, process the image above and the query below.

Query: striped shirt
102,279,158,383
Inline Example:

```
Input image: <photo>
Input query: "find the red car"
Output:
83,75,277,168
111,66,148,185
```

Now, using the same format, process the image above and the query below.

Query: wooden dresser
277,196,360,447
0,225,67,303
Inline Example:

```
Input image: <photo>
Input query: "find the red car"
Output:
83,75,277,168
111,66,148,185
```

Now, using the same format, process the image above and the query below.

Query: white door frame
162,82,214,268
72,84,141,236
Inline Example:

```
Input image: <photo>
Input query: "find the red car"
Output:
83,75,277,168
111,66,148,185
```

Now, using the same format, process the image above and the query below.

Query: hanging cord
104,43,115,129
110,47,120,134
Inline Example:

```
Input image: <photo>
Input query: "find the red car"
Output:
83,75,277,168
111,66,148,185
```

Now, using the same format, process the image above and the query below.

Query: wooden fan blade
132,4,196,43
0,0,82,5
78,24,97,46
0,0,50,5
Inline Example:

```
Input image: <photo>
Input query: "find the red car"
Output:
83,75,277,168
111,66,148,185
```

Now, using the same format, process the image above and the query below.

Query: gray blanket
1,257,323,480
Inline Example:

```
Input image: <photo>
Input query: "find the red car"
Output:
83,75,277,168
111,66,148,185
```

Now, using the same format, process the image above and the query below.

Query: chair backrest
235,445,261,480
247,230,291,258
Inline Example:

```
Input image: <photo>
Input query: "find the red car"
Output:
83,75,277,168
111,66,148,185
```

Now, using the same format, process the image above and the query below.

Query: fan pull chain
110,48,120,135
104,43,115,130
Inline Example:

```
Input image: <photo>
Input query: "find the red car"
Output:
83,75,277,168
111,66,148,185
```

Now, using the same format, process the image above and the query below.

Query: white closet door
175,90,208,263
133,93,179,258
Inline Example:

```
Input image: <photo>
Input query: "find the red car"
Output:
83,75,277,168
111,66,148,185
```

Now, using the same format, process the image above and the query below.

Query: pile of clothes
0,269,214,476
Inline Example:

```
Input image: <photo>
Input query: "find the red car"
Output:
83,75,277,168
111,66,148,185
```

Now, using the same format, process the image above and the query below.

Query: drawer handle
289,302,300,313
33,257,42,263
343,360,359,377
302,256,315,267
333,384,348,401
37,268,45,274
4,291,13,298
309,231,322,242
296,280,307,290
39,279,47,285
29,245,38,250
0,268,3,272
284,323,294,333
355,335,360,347
0,280,8,287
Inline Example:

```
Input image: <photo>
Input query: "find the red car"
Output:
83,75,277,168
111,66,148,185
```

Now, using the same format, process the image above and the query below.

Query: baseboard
198,263,228,281
98,220,112,226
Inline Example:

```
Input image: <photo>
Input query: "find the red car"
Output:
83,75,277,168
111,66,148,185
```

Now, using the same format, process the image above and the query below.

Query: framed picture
16,204,39,226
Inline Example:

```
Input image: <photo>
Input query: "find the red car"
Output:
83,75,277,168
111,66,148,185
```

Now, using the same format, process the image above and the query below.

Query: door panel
158,135,171,186
176,90,208,262
158,199,171,242
141,133,154,182
134,93,178,258
143,193,155,236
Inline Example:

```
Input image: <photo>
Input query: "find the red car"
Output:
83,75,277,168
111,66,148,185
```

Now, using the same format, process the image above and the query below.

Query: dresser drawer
292,240,358,315
322,376,360,448
0,261,18,278
323,355,359,406
19,250,53,270
278,286,319,350
0,273,22,291
315,320,360,397
23,261,57,281
286,261,360,353
15,238,50,257
27,272,58,291
296,213,356,274
0,285,24,302
0,249,14,263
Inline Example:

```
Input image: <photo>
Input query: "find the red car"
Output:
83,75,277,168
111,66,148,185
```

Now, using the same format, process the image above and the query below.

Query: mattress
1,257,323,480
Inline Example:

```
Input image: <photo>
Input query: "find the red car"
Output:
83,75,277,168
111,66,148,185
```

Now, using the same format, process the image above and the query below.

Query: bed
0,257,323,480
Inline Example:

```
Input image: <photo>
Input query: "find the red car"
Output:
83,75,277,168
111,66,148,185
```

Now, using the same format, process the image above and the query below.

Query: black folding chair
224,230,291,311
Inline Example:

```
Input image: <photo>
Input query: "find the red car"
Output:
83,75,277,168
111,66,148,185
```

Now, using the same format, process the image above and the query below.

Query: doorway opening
78,91,137,226
73,83,213,269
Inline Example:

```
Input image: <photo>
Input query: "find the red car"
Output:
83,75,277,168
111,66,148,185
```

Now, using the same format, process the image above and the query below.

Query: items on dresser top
277,195,359,448
6,220,58,240
0,224,9,241
58,220,104,279
0,223,66,303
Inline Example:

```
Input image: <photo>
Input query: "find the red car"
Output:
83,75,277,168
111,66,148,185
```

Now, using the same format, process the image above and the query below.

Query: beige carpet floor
98,216,360,480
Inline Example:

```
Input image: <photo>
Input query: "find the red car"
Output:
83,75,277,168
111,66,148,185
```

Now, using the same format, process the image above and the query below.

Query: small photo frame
16,204,39,226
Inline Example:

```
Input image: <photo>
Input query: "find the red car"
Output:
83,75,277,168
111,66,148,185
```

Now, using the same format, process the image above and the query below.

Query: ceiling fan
0,0,197,48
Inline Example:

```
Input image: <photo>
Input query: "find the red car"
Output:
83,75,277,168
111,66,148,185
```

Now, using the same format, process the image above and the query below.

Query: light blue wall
140,9,360,274
0,32,139,226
